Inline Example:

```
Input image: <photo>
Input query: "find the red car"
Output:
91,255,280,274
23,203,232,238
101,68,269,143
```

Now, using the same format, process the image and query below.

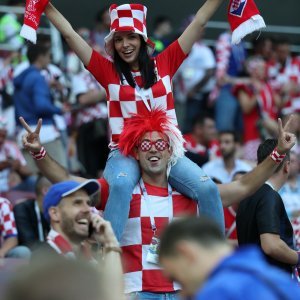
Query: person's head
245,56,267,80
35,175,51,204
118,108,185,177
219,131,239,159
232,171,247,181
104,4,156,89
4,259,104,300
77,27,91,45
192,113,217,145
288,151,299,179
27,43,51,68
94,5,111,30
159,217,230,296
153,15,172,37
252,36,273,60
0,117,8,148
104,4,155,59
43,180,100,244
274,38,290,65
257,139,290,179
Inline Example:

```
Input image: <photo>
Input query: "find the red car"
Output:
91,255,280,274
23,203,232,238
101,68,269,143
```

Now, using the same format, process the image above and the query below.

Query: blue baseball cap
43,180,100,223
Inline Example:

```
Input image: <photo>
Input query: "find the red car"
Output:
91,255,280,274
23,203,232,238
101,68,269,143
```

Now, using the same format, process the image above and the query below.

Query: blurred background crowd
0,0,299,294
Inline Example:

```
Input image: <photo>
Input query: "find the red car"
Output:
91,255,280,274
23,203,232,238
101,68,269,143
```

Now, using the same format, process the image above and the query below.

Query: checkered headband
118,107,185,167
104,4,155,57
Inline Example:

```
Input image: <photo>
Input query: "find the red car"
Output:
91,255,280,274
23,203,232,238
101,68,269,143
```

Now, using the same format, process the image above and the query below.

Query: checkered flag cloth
104,4,155,57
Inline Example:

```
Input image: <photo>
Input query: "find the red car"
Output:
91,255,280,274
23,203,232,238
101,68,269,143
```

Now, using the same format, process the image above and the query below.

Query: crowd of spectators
0,1,300,299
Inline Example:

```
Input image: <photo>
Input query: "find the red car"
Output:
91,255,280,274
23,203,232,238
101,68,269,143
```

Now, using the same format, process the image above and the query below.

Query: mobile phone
88,222,95,238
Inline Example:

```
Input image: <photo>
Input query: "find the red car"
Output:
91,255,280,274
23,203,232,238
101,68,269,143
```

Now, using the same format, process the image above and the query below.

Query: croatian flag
228,0,266,44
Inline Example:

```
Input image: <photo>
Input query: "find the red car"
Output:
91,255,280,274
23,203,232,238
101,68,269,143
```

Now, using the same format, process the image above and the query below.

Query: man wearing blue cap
40,179,122,260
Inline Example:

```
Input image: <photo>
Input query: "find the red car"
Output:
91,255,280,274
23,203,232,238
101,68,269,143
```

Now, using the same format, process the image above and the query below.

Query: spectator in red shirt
234,57,280,161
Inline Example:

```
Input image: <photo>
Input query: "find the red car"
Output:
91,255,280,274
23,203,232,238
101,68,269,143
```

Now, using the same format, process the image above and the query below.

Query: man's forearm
263,238,298,266
219,156,277,207
98,251,124,300
35,153,73,183
0,237,18,257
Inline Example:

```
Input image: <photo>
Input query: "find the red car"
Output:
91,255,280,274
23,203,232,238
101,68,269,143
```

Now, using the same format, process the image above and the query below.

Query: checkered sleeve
0,199,18,240
86,50,115,88
156,39,188,79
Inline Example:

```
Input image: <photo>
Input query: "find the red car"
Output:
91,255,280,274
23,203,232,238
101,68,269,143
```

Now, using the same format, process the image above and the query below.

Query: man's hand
19,117,43,153
277,115,297,154
90,214,119,249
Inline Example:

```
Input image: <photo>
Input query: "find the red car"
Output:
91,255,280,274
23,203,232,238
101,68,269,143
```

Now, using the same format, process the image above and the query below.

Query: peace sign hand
277,115,297,155
19,117,43,153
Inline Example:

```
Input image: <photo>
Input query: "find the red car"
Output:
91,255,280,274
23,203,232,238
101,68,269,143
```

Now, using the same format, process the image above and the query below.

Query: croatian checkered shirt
98,179,197,293
0,197,17,245
87,40,187,149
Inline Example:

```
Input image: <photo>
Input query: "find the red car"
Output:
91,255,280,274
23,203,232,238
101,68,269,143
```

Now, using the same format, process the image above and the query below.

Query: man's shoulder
14,199,35,210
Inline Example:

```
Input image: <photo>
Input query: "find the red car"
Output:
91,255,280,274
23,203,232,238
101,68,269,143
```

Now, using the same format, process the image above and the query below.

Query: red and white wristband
30,147,46,160
270,147,286,163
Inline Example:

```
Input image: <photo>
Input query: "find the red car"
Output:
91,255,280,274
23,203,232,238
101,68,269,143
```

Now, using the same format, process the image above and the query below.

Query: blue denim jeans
127,291,180,300
103,150,224,241
215,86,243,132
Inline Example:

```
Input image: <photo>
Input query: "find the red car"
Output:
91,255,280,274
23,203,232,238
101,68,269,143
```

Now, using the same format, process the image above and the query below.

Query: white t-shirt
202,158,252,183
174,42,216,102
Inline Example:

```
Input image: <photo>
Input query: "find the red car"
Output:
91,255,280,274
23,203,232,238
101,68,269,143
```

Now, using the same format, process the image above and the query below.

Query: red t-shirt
97,178,197,293
86,40,187,149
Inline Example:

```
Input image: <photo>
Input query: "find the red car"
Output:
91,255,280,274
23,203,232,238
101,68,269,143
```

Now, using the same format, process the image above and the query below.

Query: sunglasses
139,139,169,152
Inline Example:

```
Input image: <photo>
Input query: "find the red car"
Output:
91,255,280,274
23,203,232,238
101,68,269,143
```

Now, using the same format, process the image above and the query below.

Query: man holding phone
38,179,121,259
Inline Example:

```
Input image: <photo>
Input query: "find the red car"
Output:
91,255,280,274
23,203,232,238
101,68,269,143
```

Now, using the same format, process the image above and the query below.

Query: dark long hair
114,36,157,89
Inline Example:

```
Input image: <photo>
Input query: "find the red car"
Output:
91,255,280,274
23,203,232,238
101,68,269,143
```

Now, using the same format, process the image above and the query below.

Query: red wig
118,108,185,166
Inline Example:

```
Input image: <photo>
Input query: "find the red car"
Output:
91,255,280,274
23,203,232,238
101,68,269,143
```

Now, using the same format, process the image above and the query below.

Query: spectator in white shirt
203,131,252,183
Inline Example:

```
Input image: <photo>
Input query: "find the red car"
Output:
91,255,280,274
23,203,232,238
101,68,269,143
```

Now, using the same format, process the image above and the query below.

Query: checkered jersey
87,40,187,149
98,178,197,293
0,197,17,244
267,57,300,114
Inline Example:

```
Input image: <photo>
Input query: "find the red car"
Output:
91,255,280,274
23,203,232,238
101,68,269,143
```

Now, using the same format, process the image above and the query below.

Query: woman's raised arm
178,0,223,54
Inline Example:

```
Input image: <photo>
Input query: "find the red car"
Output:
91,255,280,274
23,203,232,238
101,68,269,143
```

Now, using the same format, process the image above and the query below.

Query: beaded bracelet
30,147,46,160
270,147,286,163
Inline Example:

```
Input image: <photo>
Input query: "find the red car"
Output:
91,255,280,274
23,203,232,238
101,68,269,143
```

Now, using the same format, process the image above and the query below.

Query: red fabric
97,178,197,293
183,134,220,158
228,0,261,32
224,207,237,240
233,82,277,142
233,84,260,143
0,198,17,242
87,40,187,149
23,0,49,32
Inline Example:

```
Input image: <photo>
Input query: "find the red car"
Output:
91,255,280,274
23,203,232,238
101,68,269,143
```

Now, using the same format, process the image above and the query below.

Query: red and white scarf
228,0,266,44
20,0,49,44
47,229,94,260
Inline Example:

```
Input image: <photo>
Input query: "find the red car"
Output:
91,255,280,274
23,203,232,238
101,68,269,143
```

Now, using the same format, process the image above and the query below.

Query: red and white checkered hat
104,4,155,57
